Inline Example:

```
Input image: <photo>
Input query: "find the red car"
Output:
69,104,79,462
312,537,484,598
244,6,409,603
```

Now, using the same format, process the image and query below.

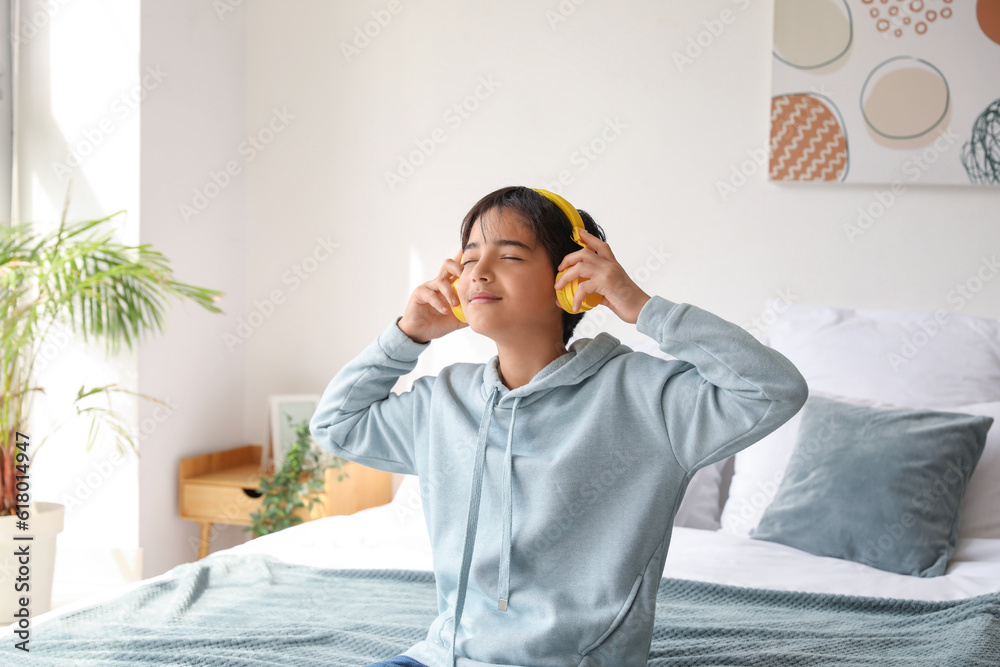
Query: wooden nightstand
179,445,393,559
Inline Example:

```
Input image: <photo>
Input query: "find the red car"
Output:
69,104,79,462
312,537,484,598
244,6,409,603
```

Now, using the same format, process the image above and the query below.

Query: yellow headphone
450,188,603,322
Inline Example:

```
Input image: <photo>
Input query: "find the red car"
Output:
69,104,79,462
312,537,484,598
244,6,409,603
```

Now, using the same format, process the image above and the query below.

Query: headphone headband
532,188,585,247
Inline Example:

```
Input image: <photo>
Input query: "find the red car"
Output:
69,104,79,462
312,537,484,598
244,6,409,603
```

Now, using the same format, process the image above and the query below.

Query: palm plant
1,207,223,515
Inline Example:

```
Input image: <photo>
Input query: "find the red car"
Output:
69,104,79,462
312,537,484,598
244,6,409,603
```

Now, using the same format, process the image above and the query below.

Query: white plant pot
0,502,65,625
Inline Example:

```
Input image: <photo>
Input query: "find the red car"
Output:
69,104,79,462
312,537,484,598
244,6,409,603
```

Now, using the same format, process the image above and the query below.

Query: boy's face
458,207,563,344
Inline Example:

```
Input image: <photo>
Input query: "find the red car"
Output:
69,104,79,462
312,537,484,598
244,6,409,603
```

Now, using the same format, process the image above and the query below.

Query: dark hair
460,186,606,345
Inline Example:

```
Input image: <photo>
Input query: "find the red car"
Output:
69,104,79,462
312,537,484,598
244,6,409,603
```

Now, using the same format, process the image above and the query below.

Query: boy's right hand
396,251,467,344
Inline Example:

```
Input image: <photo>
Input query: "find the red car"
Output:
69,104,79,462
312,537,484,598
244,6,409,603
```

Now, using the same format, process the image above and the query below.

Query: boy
310,186,808,667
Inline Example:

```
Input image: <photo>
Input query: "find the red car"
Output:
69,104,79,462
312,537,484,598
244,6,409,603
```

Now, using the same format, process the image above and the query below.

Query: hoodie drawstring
498,396,519,611
451,388,521,665
452,387,497,666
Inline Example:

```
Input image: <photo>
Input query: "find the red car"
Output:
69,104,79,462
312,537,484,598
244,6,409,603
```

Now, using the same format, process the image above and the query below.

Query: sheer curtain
0,0,13,223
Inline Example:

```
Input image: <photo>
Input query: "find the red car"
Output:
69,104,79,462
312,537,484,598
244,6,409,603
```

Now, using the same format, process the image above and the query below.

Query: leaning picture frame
268,395,321,469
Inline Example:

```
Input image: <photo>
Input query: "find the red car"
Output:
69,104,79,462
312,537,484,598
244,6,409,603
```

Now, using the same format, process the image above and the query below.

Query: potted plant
246,416,348,537
1,207,222,622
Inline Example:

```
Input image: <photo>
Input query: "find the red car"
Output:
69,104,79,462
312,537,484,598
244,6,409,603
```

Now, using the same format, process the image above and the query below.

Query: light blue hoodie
310,295,808,667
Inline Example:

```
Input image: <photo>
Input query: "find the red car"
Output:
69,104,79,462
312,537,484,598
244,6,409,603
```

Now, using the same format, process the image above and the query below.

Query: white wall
138,0,249,577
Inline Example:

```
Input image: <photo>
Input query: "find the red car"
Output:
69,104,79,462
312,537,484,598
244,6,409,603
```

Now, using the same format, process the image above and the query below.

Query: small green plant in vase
246,416,348,537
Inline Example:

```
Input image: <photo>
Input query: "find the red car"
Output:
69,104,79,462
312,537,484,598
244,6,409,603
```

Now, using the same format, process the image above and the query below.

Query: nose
469,256,493,283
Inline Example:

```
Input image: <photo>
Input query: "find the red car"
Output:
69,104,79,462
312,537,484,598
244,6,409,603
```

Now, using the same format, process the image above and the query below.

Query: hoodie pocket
580,573,644,656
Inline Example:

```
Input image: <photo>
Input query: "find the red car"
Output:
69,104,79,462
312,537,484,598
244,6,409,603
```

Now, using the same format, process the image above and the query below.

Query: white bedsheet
226,500,1000,602
10,499,999,634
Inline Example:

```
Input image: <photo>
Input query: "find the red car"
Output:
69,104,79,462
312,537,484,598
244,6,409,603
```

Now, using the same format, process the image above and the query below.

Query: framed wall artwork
770,0,1000,185
268,394,322,468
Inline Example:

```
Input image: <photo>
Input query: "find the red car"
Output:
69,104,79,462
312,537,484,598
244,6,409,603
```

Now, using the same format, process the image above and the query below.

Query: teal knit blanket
6,553,998,665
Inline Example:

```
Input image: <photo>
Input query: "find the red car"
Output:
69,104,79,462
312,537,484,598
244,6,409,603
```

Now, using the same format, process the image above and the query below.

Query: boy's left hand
555,228,651,324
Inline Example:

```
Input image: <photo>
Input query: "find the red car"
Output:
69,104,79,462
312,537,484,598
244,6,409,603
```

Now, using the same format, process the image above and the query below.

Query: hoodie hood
479,332,629,406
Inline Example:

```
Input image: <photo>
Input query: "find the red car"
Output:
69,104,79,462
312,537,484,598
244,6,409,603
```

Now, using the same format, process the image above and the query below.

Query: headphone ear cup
450,277,467,322
554,270,604,314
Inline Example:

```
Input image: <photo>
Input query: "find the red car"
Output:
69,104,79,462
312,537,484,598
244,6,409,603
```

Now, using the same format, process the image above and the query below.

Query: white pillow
763,301,1000,409
389,474,425,527
956,402,1000,540
673,461,725,530
719,412,799,537
722,301,1000,539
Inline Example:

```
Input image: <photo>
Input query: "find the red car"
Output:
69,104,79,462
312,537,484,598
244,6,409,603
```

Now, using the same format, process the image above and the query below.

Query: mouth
469,293,501,304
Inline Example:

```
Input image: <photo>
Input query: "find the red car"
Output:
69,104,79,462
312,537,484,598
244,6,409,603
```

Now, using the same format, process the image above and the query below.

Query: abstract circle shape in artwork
961,97,1000,184
861,57,949,140
770,94,849,182
862,0,956,39
978,0,1000,46
773,0,853,69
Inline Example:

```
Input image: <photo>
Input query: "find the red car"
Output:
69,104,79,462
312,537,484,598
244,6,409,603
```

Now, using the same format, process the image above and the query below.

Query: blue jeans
364,657,427,667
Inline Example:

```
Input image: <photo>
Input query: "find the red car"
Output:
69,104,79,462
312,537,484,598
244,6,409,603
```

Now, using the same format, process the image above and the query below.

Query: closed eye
462,256,522,265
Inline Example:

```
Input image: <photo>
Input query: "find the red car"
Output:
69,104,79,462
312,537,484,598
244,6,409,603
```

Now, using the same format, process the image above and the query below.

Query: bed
4,300,1000,666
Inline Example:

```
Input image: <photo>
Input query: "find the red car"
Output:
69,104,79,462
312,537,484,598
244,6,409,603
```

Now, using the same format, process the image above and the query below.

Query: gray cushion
752,395,992,577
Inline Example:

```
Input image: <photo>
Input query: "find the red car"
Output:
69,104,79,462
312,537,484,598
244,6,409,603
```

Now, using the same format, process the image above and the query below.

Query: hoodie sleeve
635,295,808,473
308,318,431,475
